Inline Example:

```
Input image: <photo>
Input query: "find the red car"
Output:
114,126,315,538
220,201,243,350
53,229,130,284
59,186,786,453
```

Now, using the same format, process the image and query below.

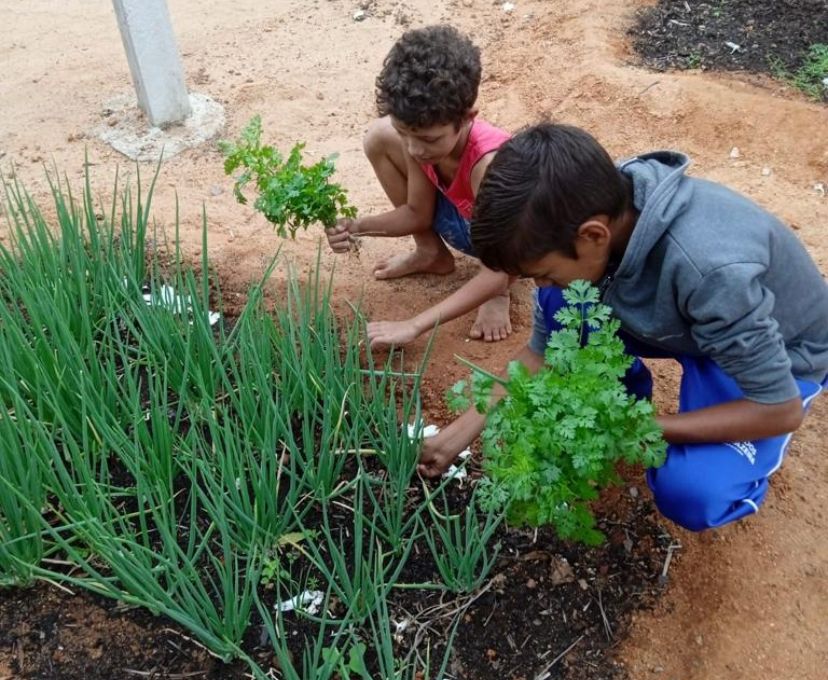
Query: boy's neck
608,184,639,263
434,119,473,181
611,211,636,261
449,119,473,161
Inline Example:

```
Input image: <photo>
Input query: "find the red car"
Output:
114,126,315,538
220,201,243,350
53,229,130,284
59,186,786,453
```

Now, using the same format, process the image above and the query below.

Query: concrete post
112,0,191,127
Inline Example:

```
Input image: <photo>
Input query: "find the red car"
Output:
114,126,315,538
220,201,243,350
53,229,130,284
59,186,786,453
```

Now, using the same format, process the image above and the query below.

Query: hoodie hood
615,151,691,278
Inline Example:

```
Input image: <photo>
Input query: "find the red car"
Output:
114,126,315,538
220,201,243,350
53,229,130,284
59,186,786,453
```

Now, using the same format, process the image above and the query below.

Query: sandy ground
1,1,826,678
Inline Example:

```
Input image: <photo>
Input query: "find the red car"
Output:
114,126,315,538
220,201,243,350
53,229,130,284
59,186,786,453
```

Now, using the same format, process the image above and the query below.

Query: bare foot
469,293,512,342
373,248,455,280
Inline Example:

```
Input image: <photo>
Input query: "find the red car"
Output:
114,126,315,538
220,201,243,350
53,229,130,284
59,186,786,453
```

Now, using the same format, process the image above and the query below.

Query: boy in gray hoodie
419,123,828,532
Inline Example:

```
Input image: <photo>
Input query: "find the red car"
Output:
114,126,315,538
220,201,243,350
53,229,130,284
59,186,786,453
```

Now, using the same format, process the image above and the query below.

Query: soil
0,460,671,680
1,1,827,680
631,0,828,88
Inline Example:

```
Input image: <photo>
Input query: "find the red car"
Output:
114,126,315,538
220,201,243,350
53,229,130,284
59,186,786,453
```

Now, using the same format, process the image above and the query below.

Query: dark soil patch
0,472,672,680
630,0,828,99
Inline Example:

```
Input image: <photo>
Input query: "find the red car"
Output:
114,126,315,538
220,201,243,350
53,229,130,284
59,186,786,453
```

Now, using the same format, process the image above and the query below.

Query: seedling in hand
219,115,357,239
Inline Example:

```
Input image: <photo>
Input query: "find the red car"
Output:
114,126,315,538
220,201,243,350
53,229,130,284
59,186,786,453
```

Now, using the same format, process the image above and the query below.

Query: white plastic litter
443,449,472,481
142,283,221,326
277,590,325,614
407,423,440,439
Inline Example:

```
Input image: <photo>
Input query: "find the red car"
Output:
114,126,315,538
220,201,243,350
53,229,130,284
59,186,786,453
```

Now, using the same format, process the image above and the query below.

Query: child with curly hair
325,25,513,346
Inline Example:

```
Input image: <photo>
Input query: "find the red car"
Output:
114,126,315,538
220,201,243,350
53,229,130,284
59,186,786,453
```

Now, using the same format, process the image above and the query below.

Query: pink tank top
420,119,511,220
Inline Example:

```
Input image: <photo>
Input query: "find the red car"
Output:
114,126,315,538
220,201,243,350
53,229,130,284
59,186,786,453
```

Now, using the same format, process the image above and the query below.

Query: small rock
353,9,366,21
526,578,538,589
624,537,634,553
578,578,589,591
549,556,575,585
653,666,665,674
822,76,828,89
209,185,223,196
502,2,515,11
316,92,325,100
696,634,704,646
729,146,741,159
812,182,824,197
629,485,639,498
761,167,772,177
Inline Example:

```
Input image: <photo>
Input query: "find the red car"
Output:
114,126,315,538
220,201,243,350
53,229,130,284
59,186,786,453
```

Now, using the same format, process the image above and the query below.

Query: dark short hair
471,123,631,275
375,25,481,129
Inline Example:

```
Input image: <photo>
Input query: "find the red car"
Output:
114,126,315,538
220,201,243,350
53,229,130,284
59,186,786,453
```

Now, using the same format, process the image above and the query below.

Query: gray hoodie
600,151,828,404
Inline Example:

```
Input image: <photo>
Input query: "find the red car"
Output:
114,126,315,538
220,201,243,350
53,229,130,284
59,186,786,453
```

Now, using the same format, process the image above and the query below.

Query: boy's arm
366,267,512,347
658,397,803,443
366,149,506,347
469,150,497,195
418,344,544,477
680,262,807,441
327,152,436,251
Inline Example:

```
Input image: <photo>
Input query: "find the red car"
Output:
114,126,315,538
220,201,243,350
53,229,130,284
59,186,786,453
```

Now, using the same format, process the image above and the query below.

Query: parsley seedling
449,280,667,545
219,115,357,238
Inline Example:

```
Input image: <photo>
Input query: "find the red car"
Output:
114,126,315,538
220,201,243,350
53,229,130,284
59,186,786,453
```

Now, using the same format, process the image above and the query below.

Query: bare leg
364,117,455,279
469,275,513,342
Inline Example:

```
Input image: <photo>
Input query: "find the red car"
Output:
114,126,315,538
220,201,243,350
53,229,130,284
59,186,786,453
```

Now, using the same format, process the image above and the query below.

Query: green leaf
446,281,667,544
218,116,356,237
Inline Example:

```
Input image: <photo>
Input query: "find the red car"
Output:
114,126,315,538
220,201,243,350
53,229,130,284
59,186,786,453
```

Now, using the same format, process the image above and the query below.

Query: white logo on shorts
725,441,757,465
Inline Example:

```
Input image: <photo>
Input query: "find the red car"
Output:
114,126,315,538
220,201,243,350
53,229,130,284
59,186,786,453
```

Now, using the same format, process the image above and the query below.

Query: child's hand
325,218,356,253
418,435,459,478
366,319,421,348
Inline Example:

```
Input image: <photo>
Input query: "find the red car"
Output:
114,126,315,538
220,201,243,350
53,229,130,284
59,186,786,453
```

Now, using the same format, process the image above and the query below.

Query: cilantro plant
448,280,666,545
219,115,357,238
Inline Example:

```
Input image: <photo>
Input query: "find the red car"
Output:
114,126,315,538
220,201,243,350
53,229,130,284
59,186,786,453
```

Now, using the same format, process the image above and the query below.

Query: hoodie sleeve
685,262,799,404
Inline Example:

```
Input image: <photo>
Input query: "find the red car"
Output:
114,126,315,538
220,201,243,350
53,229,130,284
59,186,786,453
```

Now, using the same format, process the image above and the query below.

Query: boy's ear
465,108,479,122
576,217,612,246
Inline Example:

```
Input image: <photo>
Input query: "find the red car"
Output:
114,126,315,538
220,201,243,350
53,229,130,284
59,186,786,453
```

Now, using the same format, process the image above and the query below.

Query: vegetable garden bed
0,170,672,679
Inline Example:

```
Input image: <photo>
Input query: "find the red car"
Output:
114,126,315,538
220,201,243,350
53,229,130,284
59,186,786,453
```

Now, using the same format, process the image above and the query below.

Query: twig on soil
596,588,613,641
403,576,499,668
638,80,661,95
534,635,585,680
658,542,682,586
482,600,498,627
124,670,207,678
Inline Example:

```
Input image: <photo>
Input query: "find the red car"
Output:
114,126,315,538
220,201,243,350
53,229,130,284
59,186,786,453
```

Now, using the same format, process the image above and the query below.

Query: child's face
390,117,469,165
518,221,612,288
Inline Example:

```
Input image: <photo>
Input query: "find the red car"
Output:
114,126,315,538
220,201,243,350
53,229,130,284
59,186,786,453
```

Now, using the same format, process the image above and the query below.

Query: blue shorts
534,286,827,532
432,193,474,256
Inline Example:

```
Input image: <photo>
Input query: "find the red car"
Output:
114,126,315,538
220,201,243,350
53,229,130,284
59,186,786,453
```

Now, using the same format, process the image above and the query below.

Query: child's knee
647,456,764,532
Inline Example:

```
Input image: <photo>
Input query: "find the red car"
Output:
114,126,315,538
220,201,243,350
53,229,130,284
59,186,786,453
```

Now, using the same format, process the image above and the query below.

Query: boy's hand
418,435,460,478
325,218,357,253
366,319,421,348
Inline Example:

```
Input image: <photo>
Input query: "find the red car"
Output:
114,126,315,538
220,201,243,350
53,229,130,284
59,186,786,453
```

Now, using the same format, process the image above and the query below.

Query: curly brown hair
375,25,482,129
